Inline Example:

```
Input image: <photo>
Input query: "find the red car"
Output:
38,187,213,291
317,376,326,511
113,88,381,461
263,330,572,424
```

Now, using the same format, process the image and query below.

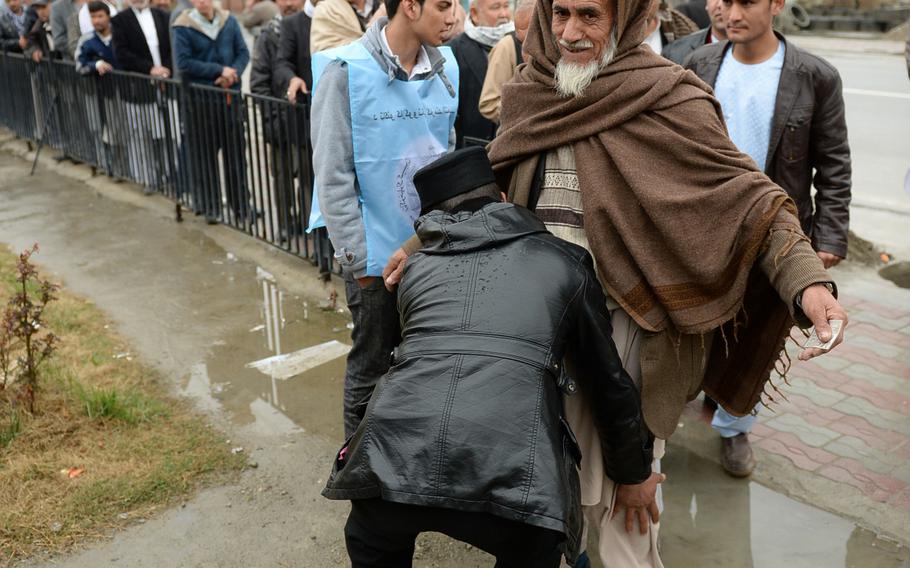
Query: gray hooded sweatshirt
310,18,456,279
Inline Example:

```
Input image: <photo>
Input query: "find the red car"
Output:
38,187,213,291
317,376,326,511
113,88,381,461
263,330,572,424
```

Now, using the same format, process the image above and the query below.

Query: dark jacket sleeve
570,256,653,485
174,26,222,80
228,17,250,75
112,16,153,74
23,6,38,38
249,30,272,97
274,15,298,93
75,35,100,74
0,13,20,51
809,69,851,258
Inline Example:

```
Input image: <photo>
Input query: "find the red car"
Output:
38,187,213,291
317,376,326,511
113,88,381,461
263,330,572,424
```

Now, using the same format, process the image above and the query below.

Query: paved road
789,35,910,258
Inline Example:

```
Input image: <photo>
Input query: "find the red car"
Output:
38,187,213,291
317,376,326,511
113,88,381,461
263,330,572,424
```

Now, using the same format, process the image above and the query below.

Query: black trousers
345,499,564,568
342,274,401,438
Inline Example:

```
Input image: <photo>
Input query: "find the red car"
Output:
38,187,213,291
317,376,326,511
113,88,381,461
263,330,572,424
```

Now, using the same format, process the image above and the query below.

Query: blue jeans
711,404,759,438
343,274,401,439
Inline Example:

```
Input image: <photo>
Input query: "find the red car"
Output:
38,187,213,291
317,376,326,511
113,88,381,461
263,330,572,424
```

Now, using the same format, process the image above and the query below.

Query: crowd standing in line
1,0,866,565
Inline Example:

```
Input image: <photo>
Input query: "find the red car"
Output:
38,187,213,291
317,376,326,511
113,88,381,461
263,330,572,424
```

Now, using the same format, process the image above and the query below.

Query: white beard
554,32,618,98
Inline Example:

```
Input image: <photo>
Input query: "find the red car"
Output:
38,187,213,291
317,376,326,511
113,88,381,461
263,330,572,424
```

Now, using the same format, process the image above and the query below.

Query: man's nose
561,16,584,42
499,6,511,20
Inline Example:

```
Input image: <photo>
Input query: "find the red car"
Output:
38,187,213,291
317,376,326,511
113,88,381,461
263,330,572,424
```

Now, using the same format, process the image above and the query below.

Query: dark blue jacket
172,7,248,90
75,31,117,75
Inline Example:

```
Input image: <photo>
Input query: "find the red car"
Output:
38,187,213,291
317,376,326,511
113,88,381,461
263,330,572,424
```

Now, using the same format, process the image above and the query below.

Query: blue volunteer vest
309,40,459,277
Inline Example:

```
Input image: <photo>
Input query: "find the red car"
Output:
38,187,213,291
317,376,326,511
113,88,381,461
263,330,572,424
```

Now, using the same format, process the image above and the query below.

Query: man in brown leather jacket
685,0,851,477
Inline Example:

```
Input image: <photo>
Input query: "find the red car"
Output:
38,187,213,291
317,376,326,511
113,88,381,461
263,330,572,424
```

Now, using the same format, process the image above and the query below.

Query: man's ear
770,0,785,17
403,0,422,20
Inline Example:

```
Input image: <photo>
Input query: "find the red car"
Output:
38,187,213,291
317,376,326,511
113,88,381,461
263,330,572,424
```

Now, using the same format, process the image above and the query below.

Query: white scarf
463,16,513,48
303,0,315,17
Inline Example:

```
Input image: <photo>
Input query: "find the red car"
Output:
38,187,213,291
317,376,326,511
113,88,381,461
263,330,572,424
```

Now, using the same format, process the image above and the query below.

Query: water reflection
658,448,908,568
183,267,349,440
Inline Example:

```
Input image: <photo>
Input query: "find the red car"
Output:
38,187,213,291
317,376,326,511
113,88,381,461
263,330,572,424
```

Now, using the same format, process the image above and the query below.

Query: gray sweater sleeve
311,60,369,278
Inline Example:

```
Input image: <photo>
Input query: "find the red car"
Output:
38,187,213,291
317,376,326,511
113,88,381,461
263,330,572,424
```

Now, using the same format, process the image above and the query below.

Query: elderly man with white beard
385,0,851,565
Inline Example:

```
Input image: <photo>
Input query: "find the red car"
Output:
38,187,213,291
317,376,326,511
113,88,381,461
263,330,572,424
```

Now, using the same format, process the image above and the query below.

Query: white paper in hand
803,319,844,352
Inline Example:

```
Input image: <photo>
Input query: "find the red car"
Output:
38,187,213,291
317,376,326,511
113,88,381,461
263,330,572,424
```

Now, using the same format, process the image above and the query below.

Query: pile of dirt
846,230,890,267
880,261,910,289
884,19,908,41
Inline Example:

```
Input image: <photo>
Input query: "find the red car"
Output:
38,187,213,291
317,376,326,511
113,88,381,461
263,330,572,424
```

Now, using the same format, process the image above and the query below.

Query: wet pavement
2,144,910,567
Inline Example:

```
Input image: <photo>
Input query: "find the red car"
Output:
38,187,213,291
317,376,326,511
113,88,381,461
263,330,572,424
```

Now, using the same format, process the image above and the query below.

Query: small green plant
75,384,167,425
0,244,59,414
0,407,21,448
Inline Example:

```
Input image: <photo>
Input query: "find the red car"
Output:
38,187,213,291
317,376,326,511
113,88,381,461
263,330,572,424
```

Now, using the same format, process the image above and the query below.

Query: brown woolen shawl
488,0,804,413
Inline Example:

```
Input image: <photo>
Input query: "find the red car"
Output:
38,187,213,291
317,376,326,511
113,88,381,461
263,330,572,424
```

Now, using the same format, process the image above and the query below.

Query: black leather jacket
685,34,852,258
323,202,652,562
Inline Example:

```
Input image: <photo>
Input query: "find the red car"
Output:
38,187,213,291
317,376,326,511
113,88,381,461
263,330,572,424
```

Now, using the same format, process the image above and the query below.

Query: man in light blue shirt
686,0,851,477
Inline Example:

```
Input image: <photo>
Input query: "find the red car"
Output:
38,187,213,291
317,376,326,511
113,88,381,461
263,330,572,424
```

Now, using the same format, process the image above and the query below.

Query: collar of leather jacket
414,202,549,255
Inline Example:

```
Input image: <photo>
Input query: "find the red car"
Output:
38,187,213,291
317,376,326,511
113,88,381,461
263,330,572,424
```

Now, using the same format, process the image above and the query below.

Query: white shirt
78,1,118,35
643,26,662,53
715,41,786,171
133,7,162,68
380,25,431,79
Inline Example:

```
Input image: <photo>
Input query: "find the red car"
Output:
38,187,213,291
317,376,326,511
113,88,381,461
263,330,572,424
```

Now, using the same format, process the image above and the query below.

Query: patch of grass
73,384,168,425
0,245,246,565
0,410,21,448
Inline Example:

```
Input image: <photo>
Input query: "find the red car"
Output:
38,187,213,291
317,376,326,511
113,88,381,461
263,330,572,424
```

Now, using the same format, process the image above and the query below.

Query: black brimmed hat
413,146,496,214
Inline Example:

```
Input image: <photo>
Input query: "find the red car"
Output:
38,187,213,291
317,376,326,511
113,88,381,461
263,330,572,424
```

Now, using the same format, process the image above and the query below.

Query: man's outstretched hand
612,472,665,535
799,283,848,361
382,248,408,291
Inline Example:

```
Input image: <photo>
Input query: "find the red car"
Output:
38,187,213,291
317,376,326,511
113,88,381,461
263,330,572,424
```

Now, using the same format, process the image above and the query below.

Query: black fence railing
0,52,335,277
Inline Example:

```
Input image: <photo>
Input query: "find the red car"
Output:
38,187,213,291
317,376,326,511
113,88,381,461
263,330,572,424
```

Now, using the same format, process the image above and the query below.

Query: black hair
88,1,110,15
384,0,427,18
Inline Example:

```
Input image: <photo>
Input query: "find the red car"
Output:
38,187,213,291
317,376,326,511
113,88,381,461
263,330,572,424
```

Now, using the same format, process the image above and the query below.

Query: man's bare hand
150,65,171,78
382,248,408,291
19,36,27,50
286,76,307,103
31,50,42,63
817,251,842,269
221,66,238,85
612,472,665,535
799,283,848,361
96,61,113,75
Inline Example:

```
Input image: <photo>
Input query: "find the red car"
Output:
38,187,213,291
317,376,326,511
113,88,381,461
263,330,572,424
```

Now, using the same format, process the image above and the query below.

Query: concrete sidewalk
674,262,910,547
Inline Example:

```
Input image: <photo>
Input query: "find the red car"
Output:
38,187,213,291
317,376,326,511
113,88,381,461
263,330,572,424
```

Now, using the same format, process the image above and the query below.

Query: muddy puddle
183,267,351,442
658,449,908,567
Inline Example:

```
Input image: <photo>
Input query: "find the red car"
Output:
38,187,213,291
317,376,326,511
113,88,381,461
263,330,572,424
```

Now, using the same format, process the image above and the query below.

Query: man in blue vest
310,0,458,438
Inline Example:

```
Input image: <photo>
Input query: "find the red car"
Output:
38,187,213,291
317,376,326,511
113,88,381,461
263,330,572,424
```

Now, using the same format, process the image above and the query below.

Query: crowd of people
0,0,871,564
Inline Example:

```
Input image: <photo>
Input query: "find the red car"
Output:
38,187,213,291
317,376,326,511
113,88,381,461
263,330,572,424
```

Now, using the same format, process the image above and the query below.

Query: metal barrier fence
0,52,335,277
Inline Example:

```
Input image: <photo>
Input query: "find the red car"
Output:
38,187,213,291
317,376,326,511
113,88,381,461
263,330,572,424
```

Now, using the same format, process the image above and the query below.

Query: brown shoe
721,433,756,477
